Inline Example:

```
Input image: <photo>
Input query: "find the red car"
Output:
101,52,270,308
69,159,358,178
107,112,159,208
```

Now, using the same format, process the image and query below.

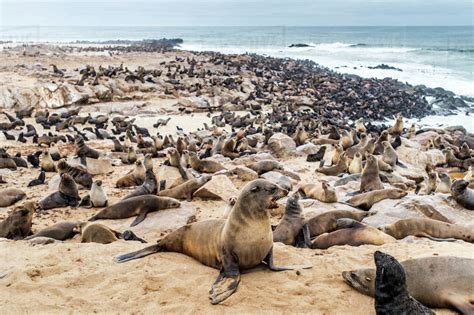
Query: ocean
1,26,473,129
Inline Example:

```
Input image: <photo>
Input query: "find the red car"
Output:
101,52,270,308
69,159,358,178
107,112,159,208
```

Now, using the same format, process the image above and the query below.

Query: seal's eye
270,186,277,193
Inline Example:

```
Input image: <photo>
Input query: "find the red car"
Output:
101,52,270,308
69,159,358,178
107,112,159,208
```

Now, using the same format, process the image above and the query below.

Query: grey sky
0,0,472,26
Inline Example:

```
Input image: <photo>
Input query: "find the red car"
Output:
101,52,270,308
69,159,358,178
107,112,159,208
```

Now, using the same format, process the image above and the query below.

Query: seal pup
0,188,26,207
40,151,56,172
116,160,146,188
188,151,225,173
74,222,120,244
306,146,326,162
298,182,338,203
57,159,93,188
120,147,137,165
167,148,188,179
348,152,363,174
273,193,309,247
435,172,451,193
115,180,308,305
122,169,158,200
360,154,384,193
339,130,354,149
39,173,81,210
26,221,80,241
28,171,45,187
331,144,344,165
379,217,474,242
345,188,407,210
307,210,373,237
311,219,395,249
450,179,474,210
89,195,181,227
373,251,434,315
0,157,17,170
343,256,474,314
158,175,211,201
79,180,108,208
0,202,36,239
246,160,283,175
316,152,348,176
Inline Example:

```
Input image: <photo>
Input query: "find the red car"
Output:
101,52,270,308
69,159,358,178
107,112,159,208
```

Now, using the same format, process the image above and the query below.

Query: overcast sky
0,0,472,26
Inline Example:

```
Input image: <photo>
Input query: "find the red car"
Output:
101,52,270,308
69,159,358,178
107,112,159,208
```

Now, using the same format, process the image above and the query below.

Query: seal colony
0,44,473,312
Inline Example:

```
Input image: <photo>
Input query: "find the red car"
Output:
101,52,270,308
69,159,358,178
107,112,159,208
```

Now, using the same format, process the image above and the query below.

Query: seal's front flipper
446,294,474,315
114,243,162,263
130,210,148,227
295,224,311,248
264,247,312,271
209,246,240,305
122,230,147,243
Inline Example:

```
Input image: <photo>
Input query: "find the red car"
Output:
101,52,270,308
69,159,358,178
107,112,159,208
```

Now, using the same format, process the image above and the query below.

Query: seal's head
238,179,287,214
451,179,469,196
342,268,375,295
374,251,407,297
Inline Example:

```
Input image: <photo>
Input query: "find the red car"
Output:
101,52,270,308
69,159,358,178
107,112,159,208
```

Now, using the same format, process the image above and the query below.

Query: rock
157,165,194,189
289,43,311,48
296,143,319,155
396,145,444,169
85,158,114,175
231,166,258,181
193,175,238,201
94,84,113,101
268,133,296,157
260,171,293,191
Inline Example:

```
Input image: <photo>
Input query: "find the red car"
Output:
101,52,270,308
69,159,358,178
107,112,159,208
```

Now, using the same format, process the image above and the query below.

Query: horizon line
1,25,473,28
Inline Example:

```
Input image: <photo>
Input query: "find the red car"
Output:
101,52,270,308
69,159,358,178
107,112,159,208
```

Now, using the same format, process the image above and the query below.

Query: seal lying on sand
26,221,80,241
115,179,311,305
89,195,181,227
343,255,474,314
373,251,435,314
311,219,395,249
0,188,26,207
345,188,407,210
379,218,474,242
306,210,373,237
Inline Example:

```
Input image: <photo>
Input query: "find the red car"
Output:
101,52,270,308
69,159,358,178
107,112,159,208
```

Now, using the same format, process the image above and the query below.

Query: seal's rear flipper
114,244,162,263
295,224,311,248
130,210,148,227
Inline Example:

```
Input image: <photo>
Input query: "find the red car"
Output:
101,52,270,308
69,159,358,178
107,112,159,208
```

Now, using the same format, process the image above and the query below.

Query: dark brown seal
57,159,93,188
26,221,80,241
0,202,36,239
89,195,181,227
158,175,211,201
39,173,81,210
451,179,474,210
115,179,309,305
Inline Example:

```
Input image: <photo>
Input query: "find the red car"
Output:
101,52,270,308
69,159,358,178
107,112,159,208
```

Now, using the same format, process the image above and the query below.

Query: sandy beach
0,44,473,314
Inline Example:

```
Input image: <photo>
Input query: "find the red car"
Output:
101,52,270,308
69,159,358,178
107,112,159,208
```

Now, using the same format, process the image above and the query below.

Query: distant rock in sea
368,64,403,72
289,43,312,48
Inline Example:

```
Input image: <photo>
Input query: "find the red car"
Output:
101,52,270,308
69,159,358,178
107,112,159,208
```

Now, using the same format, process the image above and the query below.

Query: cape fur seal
379,218,474,242
343,255,474,314
122,169,158,200
57,159,93,188
75,135,99,159
75,222,120,244
311,219,395,249
26,221,80,241
115,179,309,305
451,179,474,210
373,251,434,315
116,160,145,188
360,154,384,192
316,152,348,176
0,157,17,170
89,195,181,227
158,175,211,201
298,182,338,203
188,151,225,173
345,188,407,210
307,210,373,237
40,151,56,172
0,202,36,239
0,188,26,207
39,173,81,210
272,193,309,247
79,180,108,208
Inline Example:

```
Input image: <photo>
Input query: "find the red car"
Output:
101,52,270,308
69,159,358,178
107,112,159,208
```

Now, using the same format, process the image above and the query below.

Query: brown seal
348,152,363,174
57,159,93,188
167,148,188,179
120,147,138,165
0,188,26,207
387,113,404,135
331,144,344,165
39,173,81,210
273,193,308,246
373,251,434,314
298,182,338,203
115,179,309,305
158,175,211,201
339,130,354,149
116,160,146,188
246,159,283,175
345,188,407,210
188,151,225,173
381,141,400,167
311,219,395,249
74,222,120,244
26,221,80,241
221,137,240,159
306,210,373,237
316,152,348,176
379,217,474,242
0,202,36,239
0,157,17,170
40,151,56,172
342,256,474,314
450,179,474,210
435,172,451,193
89,195,181,227
346,134,369,158
122,169,158,200
360,154,384,192
75,135,100,159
